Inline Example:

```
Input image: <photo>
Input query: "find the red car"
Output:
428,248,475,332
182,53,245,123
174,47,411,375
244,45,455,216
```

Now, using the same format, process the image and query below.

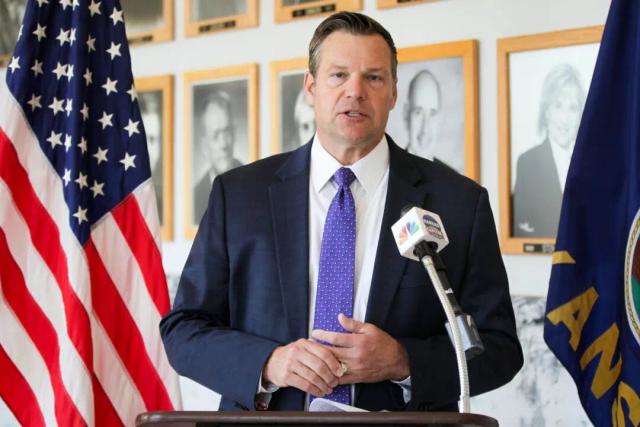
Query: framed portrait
270,57,315,154
184,0,258,37
472,295,590,425
274,0,361,24
135,75,174,241
377,0,435,9
386,40,479,181
497,27,603,254
0,0,26,68
183,64,259,239
121,0,173,45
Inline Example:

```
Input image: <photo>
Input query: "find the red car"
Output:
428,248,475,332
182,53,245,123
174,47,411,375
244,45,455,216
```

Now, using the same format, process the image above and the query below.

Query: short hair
308,11,397,80
202,90,232,119
537,64,586,137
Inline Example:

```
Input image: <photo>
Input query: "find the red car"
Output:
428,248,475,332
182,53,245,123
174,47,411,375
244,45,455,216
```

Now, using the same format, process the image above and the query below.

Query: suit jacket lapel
365,137,429,328
269,144,312,341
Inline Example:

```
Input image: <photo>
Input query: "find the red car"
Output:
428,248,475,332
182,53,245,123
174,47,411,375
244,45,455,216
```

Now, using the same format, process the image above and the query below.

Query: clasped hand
262,314,409,397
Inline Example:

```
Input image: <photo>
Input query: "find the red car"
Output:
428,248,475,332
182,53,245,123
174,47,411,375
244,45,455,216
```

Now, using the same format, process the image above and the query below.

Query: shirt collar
310,134,390,194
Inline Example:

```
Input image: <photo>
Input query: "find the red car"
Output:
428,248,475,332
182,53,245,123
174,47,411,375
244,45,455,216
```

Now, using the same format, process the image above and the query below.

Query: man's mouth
342,110,366,117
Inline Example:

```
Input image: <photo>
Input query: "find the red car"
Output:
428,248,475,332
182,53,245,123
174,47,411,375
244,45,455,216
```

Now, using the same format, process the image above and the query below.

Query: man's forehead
316,32,392,71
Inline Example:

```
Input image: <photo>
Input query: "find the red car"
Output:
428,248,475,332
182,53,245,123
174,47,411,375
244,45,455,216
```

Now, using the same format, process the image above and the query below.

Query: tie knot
334,167,356,188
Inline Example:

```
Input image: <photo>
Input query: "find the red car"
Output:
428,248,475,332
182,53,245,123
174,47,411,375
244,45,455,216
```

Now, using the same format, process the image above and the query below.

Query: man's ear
303,72,315,104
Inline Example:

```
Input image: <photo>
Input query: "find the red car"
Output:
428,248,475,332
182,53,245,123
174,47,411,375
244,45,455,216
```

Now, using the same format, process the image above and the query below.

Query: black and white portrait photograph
509,44,598,239
121,0,164,35
0,0,26,66
191,80,249,225
387,58,465,175
280,72,315,152
275,0,362,23
186,0,258,36
472,295,590,426
138,90,164,221
136,75,174,240
190,0,247,21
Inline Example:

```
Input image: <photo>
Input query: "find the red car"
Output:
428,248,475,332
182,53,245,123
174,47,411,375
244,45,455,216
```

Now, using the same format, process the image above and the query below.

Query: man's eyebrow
325,64,389,73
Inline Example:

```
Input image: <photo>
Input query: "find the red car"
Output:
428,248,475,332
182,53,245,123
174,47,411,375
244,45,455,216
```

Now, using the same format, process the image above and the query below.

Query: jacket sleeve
399,188,523,410
159,176,280,410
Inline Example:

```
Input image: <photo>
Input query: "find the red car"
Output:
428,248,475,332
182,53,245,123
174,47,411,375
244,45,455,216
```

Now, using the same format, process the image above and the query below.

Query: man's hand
262,339,344,397
311,314,410,385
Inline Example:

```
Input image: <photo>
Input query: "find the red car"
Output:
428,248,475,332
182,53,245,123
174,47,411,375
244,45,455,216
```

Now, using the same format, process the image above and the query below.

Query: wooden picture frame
121,0,174,45
183,64,259,239
0,0,26,68
135,75,174,241
274,0,361,24
377,0,435,9
497,27,603,254
185,0,259,37
270,57,314,155
387,40,479,181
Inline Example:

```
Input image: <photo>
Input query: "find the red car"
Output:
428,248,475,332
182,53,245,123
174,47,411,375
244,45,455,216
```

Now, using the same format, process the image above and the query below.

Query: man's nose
345,76,366,100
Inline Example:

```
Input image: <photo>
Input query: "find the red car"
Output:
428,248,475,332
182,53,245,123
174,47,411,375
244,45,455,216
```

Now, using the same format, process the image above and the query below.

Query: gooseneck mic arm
391,207,484,414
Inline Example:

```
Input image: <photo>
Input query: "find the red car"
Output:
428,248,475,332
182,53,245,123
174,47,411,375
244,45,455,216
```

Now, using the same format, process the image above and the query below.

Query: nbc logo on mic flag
398,221,419,244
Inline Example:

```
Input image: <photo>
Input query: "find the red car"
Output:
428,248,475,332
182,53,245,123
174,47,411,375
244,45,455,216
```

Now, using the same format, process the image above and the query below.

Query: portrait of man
0,0,26,61
192,82,248,224
120,0,164,36
138,90,164,223
191,0,247,21
386,58,465,175
280,72,316,152
511,60,592,238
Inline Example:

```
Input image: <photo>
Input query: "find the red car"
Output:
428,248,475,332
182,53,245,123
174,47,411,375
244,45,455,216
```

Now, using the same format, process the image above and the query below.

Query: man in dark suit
161,12,522,412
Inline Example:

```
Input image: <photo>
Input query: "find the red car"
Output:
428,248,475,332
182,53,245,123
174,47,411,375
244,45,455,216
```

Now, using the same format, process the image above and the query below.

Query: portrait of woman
512,64,586,237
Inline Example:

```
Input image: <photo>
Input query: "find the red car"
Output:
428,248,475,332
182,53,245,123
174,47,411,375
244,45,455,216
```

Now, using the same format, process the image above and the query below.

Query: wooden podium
136,411,498,426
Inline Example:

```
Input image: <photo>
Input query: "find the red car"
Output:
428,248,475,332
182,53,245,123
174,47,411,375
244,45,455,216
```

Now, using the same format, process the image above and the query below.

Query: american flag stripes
0,0,181,425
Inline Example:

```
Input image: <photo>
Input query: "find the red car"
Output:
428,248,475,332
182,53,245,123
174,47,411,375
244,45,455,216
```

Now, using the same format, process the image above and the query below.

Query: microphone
391,206,484,413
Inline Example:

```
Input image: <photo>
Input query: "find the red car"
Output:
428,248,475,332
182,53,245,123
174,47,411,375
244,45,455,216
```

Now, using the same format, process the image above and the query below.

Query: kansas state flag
544,0,640,425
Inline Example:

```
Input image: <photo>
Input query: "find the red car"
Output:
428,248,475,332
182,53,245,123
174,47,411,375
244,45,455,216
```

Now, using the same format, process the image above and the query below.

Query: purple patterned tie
312,167,356,405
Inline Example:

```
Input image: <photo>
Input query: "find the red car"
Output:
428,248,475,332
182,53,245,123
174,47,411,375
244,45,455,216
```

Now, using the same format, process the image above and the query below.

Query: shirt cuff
255,370,280,410
391,376,412,403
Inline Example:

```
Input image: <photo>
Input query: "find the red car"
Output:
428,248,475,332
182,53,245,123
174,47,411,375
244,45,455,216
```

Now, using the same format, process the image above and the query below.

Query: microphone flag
544,0,640,425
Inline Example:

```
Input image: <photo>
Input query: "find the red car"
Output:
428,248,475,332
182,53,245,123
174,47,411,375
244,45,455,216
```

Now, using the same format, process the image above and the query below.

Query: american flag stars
6,0,153,243
33,24,47,41
8,56,20,73
88,0,101,16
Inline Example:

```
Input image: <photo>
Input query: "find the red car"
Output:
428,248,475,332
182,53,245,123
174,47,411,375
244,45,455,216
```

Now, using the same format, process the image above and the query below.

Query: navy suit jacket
160,137,522,412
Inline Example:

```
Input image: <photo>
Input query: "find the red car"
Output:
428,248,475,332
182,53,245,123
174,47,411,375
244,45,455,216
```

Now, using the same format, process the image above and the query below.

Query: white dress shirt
258,136,411,407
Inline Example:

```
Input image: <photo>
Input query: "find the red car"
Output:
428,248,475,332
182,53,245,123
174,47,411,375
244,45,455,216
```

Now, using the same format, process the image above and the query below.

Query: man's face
405,73,440,158
201,101,234,172
143,112,161,173
296,100,316,145
304,32,397,155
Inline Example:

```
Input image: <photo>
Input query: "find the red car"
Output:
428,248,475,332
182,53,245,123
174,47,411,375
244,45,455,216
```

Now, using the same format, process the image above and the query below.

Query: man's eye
368,75,382,81
332,72,345,78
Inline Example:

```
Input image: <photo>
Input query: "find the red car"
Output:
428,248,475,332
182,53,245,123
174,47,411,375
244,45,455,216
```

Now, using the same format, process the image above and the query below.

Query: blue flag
544,0,640,425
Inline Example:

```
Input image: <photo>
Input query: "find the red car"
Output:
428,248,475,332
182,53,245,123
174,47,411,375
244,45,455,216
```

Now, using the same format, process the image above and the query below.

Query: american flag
0,0,181,425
